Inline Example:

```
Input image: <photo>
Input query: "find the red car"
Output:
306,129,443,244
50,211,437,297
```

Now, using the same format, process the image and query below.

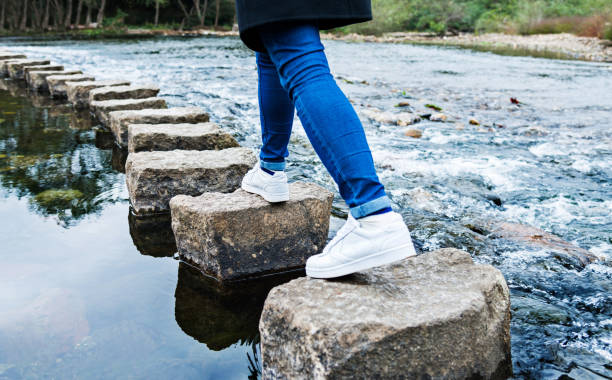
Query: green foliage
605,23,612,40
103,8,129,29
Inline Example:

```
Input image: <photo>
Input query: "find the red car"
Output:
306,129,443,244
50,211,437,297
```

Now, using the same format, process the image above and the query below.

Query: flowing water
0,35,610,379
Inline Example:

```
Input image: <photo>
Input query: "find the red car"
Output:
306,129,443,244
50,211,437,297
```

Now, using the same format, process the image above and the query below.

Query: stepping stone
128,122,239,153
126,147,256,215
89,84,160,103
2,59,50,78
170,182,334,281
174,262,299,351
0,53,26,60
47,74,95,98
259,248,512,379
6,59,51,79
90,97,167,125
22,65,64,81
27,70,82,92
109,107,210,147
66,80,131,109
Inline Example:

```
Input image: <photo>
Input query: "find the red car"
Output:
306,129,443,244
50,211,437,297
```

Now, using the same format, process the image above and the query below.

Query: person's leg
257,22,391,219
256,22,416,278
256,51,295,172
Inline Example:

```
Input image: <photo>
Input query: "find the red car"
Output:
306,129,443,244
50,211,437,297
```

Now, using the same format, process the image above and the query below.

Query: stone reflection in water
111,145,128,173
95,127,115,150
128,208,176,257
174,262,301,352
0,83,123,226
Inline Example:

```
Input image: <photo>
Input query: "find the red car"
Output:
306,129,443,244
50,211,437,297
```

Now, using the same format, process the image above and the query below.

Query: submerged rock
28,70,82,92
127,122,239,153
126,147,256,215
47,74,95,98
361,108,421,126
260,248,512,379
90,97,167,125
88,84,160,102
66,80,131,109
404,128,422,138
489,221,597,266
109,107,210,147
171,182,333,281
4,59,50,79
0,53,26,61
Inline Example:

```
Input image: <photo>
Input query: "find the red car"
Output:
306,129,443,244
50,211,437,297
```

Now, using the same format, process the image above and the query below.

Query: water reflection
128,208,176,257
174,262,300,351
0,79,123,227
111,145,128,173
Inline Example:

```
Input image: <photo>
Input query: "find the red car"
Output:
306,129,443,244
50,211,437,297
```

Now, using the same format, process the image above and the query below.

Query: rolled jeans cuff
349,195,392,219
260,160,286,171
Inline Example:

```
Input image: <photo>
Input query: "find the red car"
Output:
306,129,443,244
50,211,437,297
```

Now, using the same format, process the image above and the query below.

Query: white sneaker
241,163,290,203
306,211,416,278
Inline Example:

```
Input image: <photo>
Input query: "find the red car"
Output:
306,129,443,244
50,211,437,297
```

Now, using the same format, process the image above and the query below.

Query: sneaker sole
306,240,417,279
241,182,289,203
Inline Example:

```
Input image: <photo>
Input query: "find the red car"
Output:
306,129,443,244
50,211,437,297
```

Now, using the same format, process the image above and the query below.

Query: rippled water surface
0,35,611,379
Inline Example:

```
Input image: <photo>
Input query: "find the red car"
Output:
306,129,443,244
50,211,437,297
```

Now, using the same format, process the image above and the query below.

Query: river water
0,35,610,379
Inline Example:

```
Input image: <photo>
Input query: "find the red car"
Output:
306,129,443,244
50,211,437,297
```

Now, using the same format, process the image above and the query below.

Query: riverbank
322,31,612,62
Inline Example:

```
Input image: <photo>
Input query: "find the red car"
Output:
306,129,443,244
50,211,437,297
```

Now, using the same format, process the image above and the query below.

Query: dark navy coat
235,0,372,52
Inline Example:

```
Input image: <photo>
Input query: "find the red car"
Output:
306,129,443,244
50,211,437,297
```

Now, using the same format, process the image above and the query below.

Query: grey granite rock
3,59,50,78
170,182,334,281
126,147,256,215
28,70,82,91
109,107,210,147
127,122,239,153
22,65,64,81
89,84,160,102
0,53,26,61
90,97,167,125
47,74,95,98
66,80,131,109
259,248,512,380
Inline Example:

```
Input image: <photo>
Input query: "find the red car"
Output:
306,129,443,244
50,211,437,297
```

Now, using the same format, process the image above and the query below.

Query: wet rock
27,70,82,92
22,64,64,81
519,125,548,137
128,122,239,153
126,147,256,215
109,107,210,147
0,53,26,60
66,80,131,109
88,84,160,102
395,101,411,107
469,118,481,125
90,97,167,125
260,248,512,379
404,128,422,138
430,112,448,122
128,210,176,257
489,221,598,266
3,59,50,79
174,262,299,351
170,182,333,281
47,74,95,98
361,108,421,126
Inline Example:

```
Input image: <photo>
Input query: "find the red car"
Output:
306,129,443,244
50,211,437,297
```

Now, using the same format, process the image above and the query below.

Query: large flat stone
2,59,50,78
127,122,239,153
66,80,131,109
126,147,256,215
109,107,210,147
28,70,82,91
259,248,512,380
47,74,95,98
22,65,64,81
90,97,167,125
0,53,26,60
89,84,160,102
170,182,334,281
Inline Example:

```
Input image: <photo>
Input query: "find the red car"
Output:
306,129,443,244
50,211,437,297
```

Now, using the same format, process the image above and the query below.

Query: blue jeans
256,22,391,219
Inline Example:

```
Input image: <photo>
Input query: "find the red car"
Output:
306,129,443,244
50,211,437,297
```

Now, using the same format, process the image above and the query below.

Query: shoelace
321,216,360,255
